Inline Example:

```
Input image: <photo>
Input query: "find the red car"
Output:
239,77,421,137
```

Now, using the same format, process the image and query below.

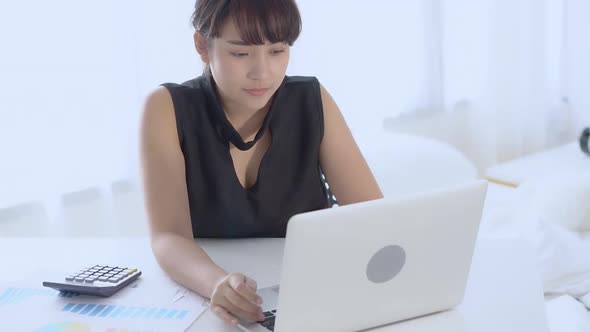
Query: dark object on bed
580,127,590,156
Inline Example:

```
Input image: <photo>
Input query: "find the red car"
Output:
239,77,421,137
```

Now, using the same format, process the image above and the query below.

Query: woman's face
203,19,291,113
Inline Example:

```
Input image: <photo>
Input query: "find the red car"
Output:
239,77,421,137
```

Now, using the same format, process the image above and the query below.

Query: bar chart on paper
13,302,193,332
6,301,195,332
60,302,190,320
33,321,154,332
0,276,206,331
0,287,79,306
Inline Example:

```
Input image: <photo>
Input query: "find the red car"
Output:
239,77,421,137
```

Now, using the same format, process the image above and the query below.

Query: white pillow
355,130,478,198
513,172,590,232
546,295,590,332
504,172,590,297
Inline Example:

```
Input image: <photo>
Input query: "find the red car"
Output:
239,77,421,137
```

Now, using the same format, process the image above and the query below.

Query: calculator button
75,277,85,282
108,277,120,283
84,279,95,284
65,276,75,281
125,269,137,275
98,276,109,282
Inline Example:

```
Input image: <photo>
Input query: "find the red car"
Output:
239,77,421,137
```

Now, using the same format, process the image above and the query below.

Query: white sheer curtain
385,0,587,171
438,0,584,168
566,0,590,129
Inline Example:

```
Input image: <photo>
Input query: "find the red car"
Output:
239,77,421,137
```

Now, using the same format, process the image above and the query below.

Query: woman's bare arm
318,83,384,204
139,87,227,299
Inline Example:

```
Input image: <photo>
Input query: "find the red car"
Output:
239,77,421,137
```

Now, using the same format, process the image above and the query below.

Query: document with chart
0,270,208,331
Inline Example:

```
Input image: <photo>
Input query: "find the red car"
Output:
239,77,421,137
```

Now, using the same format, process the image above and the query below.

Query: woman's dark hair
191,0,302,75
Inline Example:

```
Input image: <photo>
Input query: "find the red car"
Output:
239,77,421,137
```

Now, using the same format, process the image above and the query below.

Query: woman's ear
194,32,210,64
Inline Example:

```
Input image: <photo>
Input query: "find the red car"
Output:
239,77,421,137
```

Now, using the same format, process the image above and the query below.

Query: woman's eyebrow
226,40,286,46
226,40,251,46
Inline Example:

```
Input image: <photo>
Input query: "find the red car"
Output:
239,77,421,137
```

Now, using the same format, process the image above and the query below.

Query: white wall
0,1,139,205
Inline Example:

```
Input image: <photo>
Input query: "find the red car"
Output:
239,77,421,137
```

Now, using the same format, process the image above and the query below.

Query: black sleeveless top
161,74,330,238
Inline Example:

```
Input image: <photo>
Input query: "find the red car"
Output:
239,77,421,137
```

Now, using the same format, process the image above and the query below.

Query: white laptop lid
274,180,488,332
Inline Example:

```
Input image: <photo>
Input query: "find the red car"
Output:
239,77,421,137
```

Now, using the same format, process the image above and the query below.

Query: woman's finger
224,288,262,319
244,275,258,291
229,274,263,305
219,294,264,323
211,305,239,326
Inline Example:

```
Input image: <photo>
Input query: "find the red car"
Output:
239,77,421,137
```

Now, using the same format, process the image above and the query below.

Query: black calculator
42,265,142,297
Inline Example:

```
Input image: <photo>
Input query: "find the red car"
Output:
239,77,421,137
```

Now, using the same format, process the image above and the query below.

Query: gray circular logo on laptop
366,245,406,283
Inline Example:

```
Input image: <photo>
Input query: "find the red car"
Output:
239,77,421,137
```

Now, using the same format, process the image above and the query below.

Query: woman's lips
243,88,269,96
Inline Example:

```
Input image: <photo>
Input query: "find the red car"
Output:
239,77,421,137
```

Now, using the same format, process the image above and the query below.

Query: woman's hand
210,272,266,326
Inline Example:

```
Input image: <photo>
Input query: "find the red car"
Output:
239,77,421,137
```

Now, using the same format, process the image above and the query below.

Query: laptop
240,180,488,332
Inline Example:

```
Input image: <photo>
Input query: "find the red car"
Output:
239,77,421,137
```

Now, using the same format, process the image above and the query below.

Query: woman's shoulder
281,76,322,102
284,75,320,87
157,76,210,118
140,86,181,149
142,77,205,134
143,86,174,115
160,76,207,95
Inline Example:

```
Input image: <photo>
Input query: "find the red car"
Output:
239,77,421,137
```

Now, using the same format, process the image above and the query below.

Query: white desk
0,236,548,331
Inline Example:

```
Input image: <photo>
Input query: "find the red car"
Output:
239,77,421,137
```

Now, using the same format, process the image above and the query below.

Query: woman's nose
247,55,271,81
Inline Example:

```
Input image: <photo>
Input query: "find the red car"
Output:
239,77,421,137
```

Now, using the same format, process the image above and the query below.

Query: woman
140,0,383,326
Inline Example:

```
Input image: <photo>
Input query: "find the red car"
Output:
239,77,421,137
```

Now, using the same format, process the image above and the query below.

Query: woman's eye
272,49,286,55
231,52,248,57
